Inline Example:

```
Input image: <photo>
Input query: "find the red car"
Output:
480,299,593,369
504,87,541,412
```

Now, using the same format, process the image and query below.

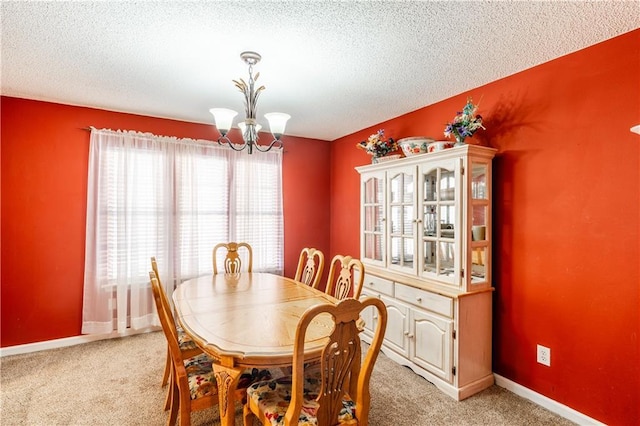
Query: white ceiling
2,1,638,141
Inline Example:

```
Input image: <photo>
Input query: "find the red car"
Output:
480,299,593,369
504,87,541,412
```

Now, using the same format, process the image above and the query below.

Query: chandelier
210,51,290,154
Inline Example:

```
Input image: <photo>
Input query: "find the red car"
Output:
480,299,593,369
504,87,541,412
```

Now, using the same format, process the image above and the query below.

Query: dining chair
213,242,253,274
324,254,365,300
293,247,325,289
151,258,203,396
243,297,388,426
150,259,279,422
150,270,218,426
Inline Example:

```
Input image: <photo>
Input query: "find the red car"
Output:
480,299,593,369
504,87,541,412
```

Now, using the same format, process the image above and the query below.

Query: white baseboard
494,374,605,425
0,327,160,357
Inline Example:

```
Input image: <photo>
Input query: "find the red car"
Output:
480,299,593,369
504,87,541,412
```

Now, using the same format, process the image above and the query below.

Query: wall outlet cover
537,344,551,366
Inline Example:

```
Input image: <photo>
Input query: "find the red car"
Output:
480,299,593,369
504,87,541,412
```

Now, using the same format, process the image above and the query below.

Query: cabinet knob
407,333,414,339
416,297,422,302
403,331,409,336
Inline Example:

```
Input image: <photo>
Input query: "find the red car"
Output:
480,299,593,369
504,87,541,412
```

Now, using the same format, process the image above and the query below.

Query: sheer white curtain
82,128,283,335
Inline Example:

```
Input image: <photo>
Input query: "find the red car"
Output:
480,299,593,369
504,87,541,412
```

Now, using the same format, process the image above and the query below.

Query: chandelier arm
218,135,248,152
217,135,231,146
253,138,283,152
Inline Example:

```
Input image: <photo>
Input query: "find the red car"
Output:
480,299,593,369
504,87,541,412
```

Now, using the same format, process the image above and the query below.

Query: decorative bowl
398,137,435,156
427,141,455,153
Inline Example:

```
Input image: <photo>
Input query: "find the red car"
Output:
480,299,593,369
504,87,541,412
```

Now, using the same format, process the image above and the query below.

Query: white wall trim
0,327,160,357
494,374,605,425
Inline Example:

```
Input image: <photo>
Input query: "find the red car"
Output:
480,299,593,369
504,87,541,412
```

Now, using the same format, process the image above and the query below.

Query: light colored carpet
0,331,574,425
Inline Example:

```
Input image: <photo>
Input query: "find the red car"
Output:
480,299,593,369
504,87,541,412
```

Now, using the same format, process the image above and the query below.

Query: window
82,128,283,334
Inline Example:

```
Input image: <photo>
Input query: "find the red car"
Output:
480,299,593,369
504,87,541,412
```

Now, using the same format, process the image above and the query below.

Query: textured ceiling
2,1,639,141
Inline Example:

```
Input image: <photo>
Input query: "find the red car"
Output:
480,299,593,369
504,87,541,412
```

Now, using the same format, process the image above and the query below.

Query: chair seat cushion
246,377,357,425
183,354,277,401
176,326,199,351
184,354,216,400
238,368,277,390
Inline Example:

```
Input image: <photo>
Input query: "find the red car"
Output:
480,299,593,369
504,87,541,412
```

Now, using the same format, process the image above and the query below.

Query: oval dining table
172,272,338,426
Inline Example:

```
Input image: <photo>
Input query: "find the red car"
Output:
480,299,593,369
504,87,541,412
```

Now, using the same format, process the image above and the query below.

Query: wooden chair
293,247,325,289
151,259,277,422
325,255,365,300
150,270,218,426
213,242,253,274
151,257,203,396
243,297,388,426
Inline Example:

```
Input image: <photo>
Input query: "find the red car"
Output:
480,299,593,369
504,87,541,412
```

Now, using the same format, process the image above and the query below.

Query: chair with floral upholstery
212,242,253,274
243,297,388,426
150,270,274,425
150,270,218,426
324,254,365,300
151,257,202,403
293,247,325,289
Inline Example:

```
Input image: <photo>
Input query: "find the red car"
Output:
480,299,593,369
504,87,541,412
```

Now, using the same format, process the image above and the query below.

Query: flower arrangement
356,129,398,158
444,98,485,143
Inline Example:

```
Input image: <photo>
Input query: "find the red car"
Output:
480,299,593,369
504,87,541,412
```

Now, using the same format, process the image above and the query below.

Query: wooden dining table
172,272,338,426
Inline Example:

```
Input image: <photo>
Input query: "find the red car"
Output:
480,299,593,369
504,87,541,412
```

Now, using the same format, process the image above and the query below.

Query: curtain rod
78,126,287,153
78,127,219,147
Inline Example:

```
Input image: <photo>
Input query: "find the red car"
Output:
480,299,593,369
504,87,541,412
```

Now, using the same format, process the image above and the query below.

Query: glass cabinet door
388,168,416,274
419,160,460,285
358,145,495,293
362,173,385,265
469,161,490,285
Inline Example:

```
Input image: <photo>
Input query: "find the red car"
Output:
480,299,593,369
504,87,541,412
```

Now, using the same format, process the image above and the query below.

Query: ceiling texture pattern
2,1,639,141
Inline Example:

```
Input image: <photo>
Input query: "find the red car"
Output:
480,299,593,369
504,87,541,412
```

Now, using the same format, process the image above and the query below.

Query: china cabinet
356,144,496,400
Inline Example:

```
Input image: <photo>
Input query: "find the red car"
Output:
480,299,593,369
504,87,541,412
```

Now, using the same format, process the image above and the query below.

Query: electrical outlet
537,344,551,366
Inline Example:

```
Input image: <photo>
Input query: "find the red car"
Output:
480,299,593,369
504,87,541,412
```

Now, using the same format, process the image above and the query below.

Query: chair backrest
212,242,253,274
150,256,174,317
285,297,387,425
149,270,184,369
293,247,325,289
325,255,365,300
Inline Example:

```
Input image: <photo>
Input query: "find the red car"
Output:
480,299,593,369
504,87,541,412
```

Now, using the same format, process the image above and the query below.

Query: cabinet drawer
363,275,394,297
394,283,453,318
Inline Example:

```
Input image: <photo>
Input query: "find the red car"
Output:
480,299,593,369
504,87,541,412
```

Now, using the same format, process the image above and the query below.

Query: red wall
2,29,638,426
330,30,639,425
0,98,331,346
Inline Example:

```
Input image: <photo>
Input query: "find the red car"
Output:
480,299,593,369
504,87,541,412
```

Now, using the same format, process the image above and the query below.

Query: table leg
212,363,242,426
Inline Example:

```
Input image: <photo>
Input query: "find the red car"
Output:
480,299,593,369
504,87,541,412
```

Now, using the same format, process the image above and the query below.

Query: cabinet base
379,345,494,401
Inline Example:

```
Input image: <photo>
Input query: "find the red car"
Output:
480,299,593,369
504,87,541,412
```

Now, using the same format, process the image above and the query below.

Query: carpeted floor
0,331,574,425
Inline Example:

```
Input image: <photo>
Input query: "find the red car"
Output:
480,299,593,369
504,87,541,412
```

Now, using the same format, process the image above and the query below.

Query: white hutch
355,144,497,400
